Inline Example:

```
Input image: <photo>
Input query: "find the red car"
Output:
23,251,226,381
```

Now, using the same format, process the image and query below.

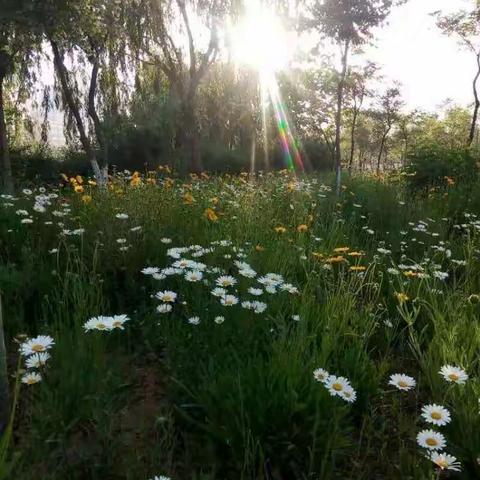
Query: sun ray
230,0,303,172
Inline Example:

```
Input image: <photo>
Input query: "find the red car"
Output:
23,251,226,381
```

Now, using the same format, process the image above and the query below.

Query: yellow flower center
448,373,459,381
398,381,408,388
97,323,106,330
426,438,438,447
430,412,442,420
31,344,45,352
26,378,37,385
332,383,343,392
112,322,121,328
436,459,449,469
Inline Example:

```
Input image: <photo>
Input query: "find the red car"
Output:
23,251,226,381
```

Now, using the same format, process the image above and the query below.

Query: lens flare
231,0,303,172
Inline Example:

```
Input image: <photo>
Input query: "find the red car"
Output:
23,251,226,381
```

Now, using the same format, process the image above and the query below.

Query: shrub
405,144,478,192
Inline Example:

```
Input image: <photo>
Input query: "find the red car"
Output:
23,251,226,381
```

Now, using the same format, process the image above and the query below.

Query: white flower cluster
19,335,55,385
83,314,130,332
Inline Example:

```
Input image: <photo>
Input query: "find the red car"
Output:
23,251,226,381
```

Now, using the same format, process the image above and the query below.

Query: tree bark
334,39,350,195
0,293,9,433
87,54,108,182
468,51,480,147
50,39,107,184
348,106,359,174
376,127,391,175
0,73,13,194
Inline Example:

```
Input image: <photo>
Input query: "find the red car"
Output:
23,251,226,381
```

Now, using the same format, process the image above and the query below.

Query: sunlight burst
231,1,293,74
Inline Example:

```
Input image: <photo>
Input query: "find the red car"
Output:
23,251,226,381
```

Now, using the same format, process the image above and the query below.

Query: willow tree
34,0,139,184
307,0,402,193
0,1,41,193
435,7,480,146
139,0,232,172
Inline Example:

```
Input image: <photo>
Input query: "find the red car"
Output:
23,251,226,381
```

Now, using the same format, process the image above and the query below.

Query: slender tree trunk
334,39,350,195
376,130,390,175
348,107,359,174
0,293,9,433
87,55,108,181
358,150,364,171
468,52,480,147
50,39,107,185
183,91,202,172
0,74,13,194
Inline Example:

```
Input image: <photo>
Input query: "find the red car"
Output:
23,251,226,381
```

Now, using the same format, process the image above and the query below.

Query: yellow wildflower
81,195,92,204
275,226,287,234
130,176,142,187
183,193,195,204
395,292,409,303
349,266,366,272
204,208,218,222
297,224,308,233
326,255,345,264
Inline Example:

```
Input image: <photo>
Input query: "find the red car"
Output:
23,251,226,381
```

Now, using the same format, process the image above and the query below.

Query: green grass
1,171,479,479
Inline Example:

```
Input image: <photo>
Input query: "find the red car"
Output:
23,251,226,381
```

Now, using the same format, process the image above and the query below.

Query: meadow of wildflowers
1,169,480,479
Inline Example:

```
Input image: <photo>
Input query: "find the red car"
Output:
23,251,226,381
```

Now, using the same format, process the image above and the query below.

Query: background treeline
1,0,480,189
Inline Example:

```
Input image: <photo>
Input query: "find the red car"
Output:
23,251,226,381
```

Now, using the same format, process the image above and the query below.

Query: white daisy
439,365,468,384
185,270,203,282
220,295,239,306
421,404,451,427
211,287,227,297
214,316,225,324
417,430,446,450
216,275,237,287
20,335,55,356
155,291,177,303
111,314,130,330
142,267,160,276
429,451,461,472
239,269,256,278
248,287,263,296
157,304,173,314
324,376,352,399
84,316,113,331
313,368,329,383
22,372,42,385
340,385,357,403
188,316,200,325
25,352,50,369
388,373,416,391
115,213,129,219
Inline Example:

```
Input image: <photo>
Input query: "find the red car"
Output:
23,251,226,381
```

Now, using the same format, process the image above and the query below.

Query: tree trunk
183,91,203,172
376,131,389,175
87,55,108,181
468,54,480,147
0,74,13,194
0,293,9,433
50,39,107,185
334,39,350,195
348,107,359,174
